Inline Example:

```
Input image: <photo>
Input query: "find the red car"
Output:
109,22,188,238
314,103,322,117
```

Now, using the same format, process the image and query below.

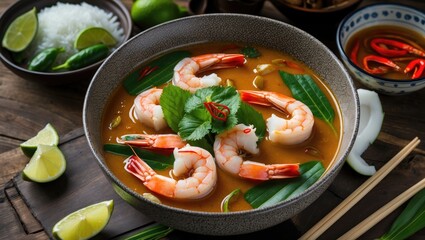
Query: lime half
20,123,59,157
22,144,66,183
74,27,117,50
52,200,114,240
2,7,38,52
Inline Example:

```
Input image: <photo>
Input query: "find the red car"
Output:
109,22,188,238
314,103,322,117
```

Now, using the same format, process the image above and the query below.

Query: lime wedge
20,123,59,157
52,200,114,240
74,27,117,50
22,144,66,183
2,7,38,52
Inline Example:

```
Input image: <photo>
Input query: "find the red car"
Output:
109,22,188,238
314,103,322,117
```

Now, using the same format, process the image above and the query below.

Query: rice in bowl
28,2,125,64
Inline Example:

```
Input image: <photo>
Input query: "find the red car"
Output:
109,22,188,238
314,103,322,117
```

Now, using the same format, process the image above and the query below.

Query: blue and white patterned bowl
336,3,425,95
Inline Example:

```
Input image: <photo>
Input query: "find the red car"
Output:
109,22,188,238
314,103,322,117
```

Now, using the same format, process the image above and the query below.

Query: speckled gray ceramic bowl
83,14,359,236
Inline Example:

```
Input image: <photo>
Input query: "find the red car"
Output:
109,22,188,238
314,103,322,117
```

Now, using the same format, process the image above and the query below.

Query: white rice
28,2,125,64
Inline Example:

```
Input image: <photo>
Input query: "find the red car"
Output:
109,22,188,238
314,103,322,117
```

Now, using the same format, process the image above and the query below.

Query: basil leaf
125,224,173,240
380,188,425,240
180,86,241,140
241,46,261,58
236,102,266,140
184,86,240,114
244,161,324,209
279,71,335,130
210,86,240,115
184,87,216,113
160,85,192,133
123,51,190,95
178,108,212,140
103,144,174,170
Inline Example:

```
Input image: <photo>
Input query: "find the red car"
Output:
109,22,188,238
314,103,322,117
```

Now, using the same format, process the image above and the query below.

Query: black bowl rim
84,12,358,219
336,2,425,83
0,0,132,80
270,0,362,13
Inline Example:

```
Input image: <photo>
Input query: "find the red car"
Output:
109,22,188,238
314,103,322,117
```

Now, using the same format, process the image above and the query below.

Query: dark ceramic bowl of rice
0,0,132,85
84,13,359,236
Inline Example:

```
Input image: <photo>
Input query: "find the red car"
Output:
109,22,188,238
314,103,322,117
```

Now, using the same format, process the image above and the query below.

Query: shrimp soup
101,42,342,212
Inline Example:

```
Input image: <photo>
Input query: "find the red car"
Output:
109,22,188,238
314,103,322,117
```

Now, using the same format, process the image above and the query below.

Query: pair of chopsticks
300,136,421,240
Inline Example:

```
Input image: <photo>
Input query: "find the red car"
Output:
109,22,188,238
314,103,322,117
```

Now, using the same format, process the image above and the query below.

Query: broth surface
102,43,342,212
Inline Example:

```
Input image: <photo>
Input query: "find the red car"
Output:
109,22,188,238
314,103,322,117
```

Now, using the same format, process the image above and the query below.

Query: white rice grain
29,2,125,64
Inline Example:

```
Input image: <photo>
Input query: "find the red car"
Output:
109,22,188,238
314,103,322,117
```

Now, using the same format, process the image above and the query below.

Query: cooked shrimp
239,90,314,145
124,145,217,200
133,88,167,131
117,133,186,154
213,124,300,180
172,53,245,93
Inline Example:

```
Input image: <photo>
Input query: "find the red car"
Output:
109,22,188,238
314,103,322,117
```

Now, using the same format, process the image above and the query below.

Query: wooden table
1,0,425,239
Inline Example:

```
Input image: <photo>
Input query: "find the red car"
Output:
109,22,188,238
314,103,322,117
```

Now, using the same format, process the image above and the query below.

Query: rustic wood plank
0,148,28,185
0,181,49,240
5,185,43,233
13,133,153,239
297,153,425,240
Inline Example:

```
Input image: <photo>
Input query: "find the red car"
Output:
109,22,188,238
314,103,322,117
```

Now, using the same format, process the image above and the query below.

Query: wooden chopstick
338,177,425,240
299,137,420,240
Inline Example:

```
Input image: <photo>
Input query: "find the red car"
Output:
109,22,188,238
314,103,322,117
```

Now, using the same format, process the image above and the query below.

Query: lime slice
2,7,38,52
52,200,114,240
20,123,59,157
22,144,66,183
74,27,117,50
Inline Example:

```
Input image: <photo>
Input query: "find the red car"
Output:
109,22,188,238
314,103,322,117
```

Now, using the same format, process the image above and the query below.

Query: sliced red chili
350,39,360,65
404,59,425,79
370,38,425,57
204,102,230,122
362,55,401,75
138,65,159,81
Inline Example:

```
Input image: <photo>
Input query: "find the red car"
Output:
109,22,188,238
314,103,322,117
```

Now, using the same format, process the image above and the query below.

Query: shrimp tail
194,53,245,72
239,90,273,107
117,134,186,154
124,155,155,182
124,155,176,198
240,161,300,180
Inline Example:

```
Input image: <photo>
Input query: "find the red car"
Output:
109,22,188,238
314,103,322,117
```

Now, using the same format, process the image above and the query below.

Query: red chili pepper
370,38,425,57
204,102,230,121
362,55,401,75
243,128,251,134
404,59,425,79
350,39,360,65
138,65,159,81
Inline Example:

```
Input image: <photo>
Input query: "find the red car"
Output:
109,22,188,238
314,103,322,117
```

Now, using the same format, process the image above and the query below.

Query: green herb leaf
103,144,174,170
125,224,173,240
241,46,261,58
221,188,242,212
179,86,241,140
185,86,240,114
123,51,190,95
178,108,212,141
279,71,335,130
244,161,324,208
236,102,266,140
160,85,192,133
380,188,425,240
